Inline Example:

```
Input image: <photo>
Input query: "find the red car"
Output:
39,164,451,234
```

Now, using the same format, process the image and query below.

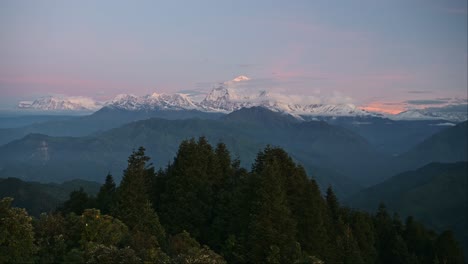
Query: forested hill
0,138,464,263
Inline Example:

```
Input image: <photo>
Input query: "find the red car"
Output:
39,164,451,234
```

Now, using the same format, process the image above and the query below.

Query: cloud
405,99,448,105
424,103,468,113
407,90,433,94
361,101,406,114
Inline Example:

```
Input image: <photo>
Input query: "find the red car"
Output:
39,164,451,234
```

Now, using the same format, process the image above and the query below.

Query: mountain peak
17,96,102,111
231,75,250,82
223,106,299,125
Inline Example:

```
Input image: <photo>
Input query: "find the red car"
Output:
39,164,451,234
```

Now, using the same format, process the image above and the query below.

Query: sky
0,0,467,113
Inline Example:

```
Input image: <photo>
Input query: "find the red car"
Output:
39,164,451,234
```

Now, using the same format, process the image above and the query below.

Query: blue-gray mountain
347,162,468,256
0,108,466,200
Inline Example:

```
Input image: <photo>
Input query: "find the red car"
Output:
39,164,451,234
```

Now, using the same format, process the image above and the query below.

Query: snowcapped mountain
198,79,378,118
107,93,199,111
15,78,382,119
17,96,102,111
16,76,465,122
392,106,468,122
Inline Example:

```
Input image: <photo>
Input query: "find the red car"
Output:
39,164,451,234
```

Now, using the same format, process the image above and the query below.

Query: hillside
0,177,100,216
0,108,223,146
0,108,384,198
348,162,468,254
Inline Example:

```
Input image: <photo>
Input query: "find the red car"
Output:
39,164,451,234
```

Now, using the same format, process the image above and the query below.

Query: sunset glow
360,102,406,115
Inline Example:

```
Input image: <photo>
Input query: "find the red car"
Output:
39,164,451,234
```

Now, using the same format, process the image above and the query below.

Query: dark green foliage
2,140,465,264
58,187,95,215
434,231,465,264
34,213,68,263
0,177,100,216
168,231,226,263
96,174,116,214
248,156,298,263
159,137,229,245
0,197,37,263
349,161,468,256
113,147,166,261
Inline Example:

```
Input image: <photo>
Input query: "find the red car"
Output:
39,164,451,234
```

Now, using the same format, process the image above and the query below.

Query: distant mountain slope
221,106,299,126
0,115,79,129
316,116,451,155
0,177,100,216
394,121,467,171
0,107,383,198
347,162,468,255
0,108,223,146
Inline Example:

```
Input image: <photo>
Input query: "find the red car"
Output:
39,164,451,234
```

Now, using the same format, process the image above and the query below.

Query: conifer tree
159,138,216,241
374,204,412,264
434,231,464,264
114,147,166,261
403,216,435,263
247,158,298,263
96,174,116,215
59,187,94,215
326,186,340,222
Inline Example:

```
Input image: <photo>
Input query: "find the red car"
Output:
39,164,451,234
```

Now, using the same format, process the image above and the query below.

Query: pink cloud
360,101,406,114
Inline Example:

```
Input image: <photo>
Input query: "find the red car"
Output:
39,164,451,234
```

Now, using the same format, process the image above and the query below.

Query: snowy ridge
107,93,199,111
391,108,467,122
16,76,466,122
198,81,378,117
17,96,102,111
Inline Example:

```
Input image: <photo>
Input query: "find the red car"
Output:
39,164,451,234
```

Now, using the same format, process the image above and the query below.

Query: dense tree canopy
0,138,464,263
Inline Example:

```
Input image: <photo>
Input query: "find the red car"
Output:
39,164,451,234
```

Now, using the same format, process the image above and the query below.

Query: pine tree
349,211,377,264
326,186,340,222
403,216,435,263
96,174,116,215
434,230,464,264
247,158,298,263
374,204,412,264
59,187,94,215
114,147,166,261
159,138,216,241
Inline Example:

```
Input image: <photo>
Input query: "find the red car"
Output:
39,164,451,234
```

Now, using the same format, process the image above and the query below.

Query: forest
0,137,464,264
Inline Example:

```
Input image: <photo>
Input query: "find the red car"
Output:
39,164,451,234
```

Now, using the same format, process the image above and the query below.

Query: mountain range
0,108,466,199
16,76,467,122
0,107,387,198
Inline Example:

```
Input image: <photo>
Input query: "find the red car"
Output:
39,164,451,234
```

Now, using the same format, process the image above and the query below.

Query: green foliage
3,140,465,264
113,147,166,261
159,138,218,240
34,213,67,263
79,209,128,247
434,231,465,264
349,161,468,256
58,187,95,215
83,244,140,264
248,151,298,263
168,231,226,264
0,177,100,216
0,197,37,263
96,174,116,214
